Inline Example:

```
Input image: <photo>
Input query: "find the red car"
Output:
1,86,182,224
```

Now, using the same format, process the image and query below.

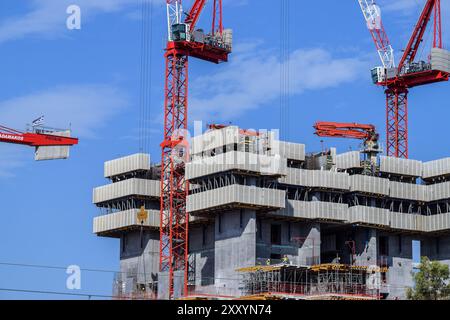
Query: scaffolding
237,264,383,300
112,272,158,300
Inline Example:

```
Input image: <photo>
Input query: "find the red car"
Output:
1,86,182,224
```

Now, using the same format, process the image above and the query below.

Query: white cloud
0,0,150,44
188,43,366,121
379,0,450,40
0,84,129,138
381,0,420,13
0,145,28,178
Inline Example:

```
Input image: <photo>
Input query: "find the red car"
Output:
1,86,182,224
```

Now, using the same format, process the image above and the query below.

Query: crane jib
0,133,24,141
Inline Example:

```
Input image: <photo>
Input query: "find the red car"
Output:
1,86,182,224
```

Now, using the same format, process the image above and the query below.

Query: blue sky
0,0,448,299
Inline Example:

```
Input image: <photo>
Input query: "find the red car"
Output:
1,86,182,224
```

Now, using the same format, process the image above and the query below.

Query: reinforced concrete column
354,228,377,267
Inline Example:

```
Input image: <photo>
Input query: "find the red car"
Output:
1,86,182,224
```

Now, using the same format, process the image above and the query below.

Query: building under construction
93,125,450,300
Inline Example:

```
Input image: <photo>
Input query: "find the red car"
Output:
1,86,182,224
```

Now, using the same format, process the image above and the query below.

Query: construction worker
282,255,289,264
266,258,271,266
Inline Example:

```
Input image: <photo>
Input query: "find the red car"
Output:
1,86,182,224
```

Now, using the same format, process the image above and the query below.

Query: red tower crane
358,0,449,158
0,124,78,160
159,0,231,299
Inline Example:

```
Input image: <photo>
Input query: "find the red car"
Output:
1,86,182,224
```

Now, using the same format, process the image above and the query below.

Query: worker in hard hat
266,258,271,266
282,255,289,265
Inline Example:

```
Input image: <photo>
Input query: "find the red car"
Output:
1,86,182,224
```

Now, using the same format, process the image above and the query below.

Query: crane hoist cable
138,0,154,153
279,0,290,141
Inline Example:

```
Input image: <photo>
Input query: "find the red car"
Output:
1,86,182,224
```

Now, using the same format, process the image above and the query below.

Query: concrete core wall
119,230,160,286
256,219,320,265
214,209,257,295
188,223,215,288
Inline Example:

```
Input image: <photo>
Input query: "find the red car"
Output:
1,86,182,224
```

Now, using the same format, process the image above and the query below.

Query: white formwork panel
349,175,390,196
336,151,361,170
186,185,285,213
415,214,427,232
310,170,350,191
191,126,240,155
423,158,450,179
316,202,349,221
278,200,309,219
428,182,450,201
389,212,418,231
279,200,348,221
104,153,150,178
93,209,160,235
279,168,309,186
431,213,450,232
186,152,287,180
348,206,390,227
279,169,350,190
380,156,422,177
389,181,428,202
277,141,306,161
93,178,160,204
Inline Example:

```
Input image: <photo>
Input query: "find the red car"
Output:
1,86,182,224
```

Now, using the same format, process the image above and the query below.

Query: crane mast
357,0,449,159
160,0,231,299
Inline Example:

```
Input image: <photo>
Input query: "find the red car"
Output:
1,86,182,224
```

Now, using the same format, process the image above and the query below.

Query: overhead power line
0,288,114,299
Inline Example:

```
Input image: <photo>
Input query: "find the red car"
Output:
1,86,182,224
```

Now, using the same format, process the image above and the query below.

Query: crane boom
185,0,207,31
314,121,380,156
0,125,78,147
398,0,438,71
314,122,377,141
358,0,395,68
0,124,79,161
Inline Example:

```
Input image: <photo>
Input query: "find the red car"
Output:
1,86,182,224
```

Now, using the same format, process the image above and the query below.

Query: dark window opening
258,219,263,240
271,224,282,245
218,213,222,234
379,236,389,256
122,235,127,253
202,225,207,246
288,223,291,243
240,209,244,229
